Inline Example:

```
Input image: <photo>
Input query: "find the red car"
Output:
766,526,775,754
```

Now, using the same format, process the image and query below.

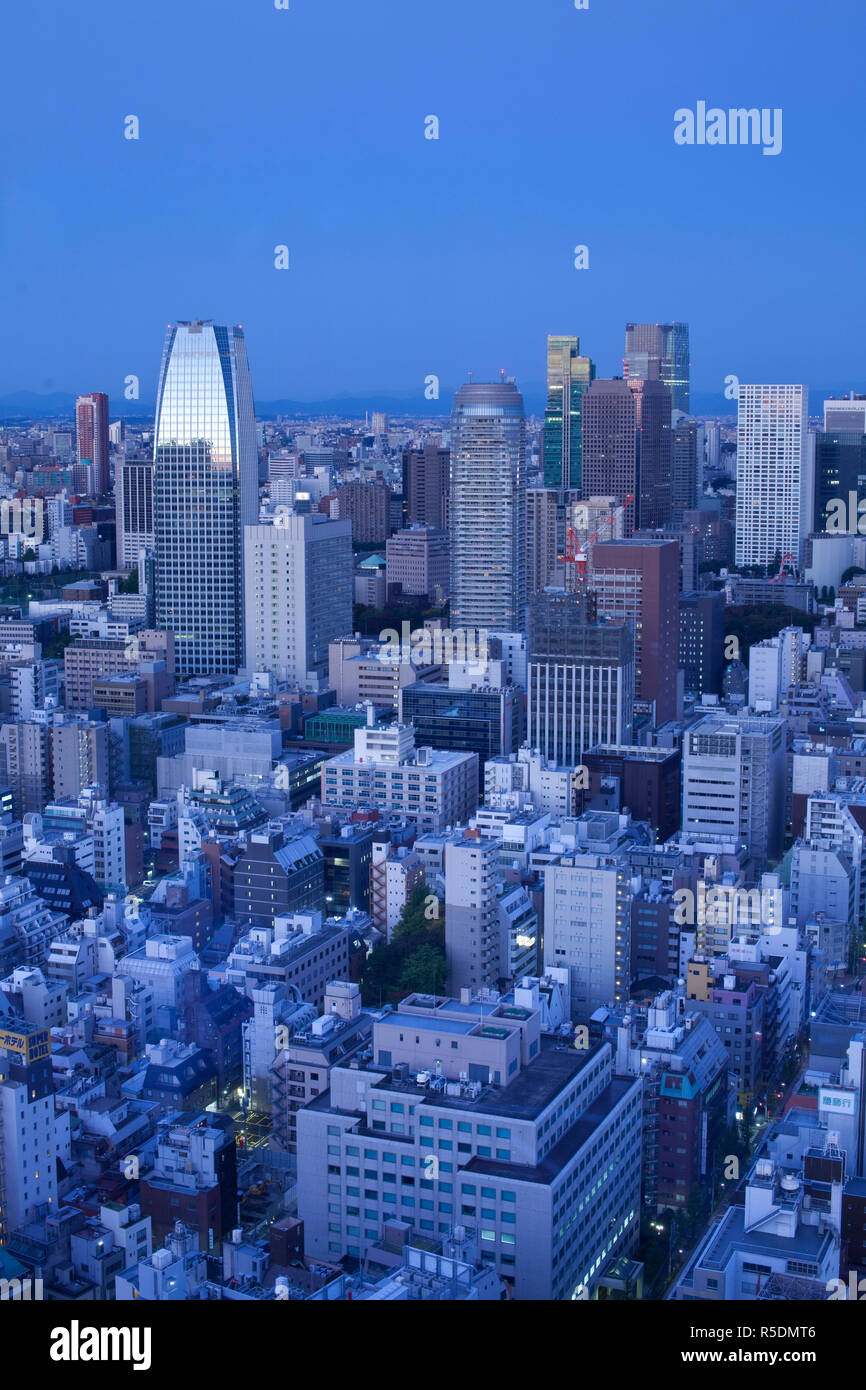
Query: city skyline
3,0,866,1335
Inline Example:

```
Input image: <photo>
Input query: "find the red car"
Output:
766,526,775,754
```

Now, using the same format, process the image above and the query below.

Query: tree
360,890,447,1004
393,882,438,940
683,1182,706,1240
841,566,866,585
399,943,447,995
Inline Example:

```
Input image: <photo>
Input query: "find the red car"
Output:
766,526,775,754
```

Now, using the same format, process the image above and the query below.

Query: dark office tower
543,336,595,489
76,392,110,494
153,321,258,678
335,479,391,543
450,379,526,634
623,323,690,415
581,379,638,535
403,443,450,530
628,372,672,530
679,590,725,699
591,538,680,726
814,432,866,533
671,417,699,525
117,458,154,568
527,587,633,765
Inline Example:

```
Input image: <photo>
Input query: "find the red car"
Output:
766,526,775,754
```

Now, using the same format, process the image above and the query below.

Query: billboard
0,1027,50,1064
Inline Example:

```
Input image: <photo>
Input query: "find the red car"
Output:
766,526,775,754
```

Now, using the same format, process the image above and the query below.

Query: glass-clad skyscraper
543,336,595,488
814,432,866,533
623,322,690,415
153,321,258,677
450,379,527,635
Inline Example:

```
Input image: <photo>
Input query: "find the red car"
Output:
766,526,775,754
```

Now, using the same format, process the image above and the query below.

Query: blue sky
1,0,862,409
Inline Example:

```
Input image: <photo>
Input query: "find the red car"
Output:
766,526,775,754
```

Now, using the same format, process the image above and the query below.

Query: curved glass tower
153,321,258,677
450,379,526,635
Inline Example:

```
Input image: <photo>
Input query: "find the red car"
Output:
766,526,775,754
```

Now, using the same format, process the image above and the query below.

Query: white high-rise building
153,321,258,677
450,381,527,635
748,627,809,711
543,844,633,1019
244,513,352,689
681,711,786,868
444,833,500,993
0,1022,68,1242
735,384,809,569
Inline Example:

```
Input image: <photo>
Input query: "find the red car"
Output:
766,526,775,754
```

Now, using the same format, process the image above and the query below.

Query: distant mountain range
0,384,855,422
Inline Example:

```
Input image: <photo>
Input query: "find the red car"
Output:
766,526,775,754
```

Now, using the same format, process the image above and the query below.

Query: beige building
321,722,477,833
328,636,440,711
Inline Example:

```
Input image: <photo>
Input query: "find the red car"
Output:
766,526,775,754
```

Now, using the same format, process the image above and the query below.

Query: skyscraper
628,371,672,530
116,458,154,568
671,417,699,524
450,379,527,634
623,323,690,414
814,430,866,533
543,336,595,489
526,487,578,595
581,379,638,535
590,538,680,726
735,384,809,570
403,443,449,529
75,392,110,494
153,321,258,678
527,587,634,765
244,512,352,689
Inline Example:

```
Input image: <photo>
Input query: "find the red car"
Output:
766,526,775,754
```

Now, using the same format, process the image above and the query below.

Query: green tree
393,882,439,940
399,943,448,995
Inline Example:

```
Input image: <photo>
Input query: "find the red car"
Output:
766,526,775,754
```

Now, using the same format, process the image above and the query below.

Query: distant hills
0,384,854,422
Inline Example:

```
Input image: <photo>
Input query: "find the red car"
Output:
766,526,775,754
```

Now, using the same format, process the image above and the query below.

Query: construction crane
771,553,798,583
558,495,635,585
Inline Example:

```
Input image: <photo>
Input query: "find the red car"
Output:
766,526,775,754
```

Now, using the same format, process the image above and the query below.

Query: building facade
153,321,258,677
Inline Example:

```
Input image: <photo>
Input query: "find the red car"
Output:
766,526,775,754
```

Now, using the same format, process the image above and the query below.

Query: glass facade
543,336,594,489
623,321,690,415
814,432,866,533
449,380,527,635
153,321,258,677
